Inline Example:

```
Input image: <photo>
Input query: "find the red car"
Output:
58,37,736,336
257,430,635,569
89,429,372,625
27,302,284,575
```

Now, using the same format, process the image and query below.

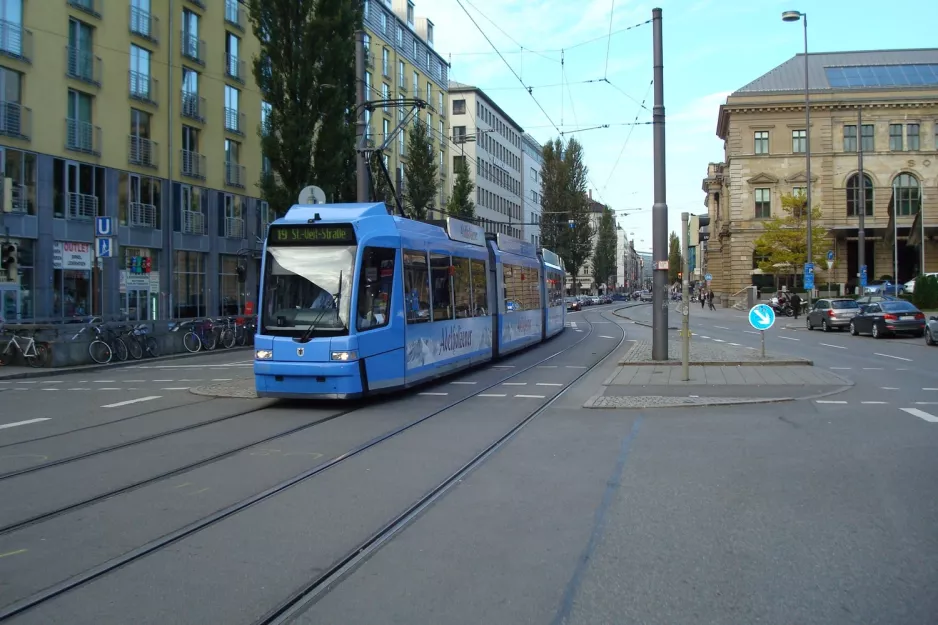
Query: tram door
0,284,20,321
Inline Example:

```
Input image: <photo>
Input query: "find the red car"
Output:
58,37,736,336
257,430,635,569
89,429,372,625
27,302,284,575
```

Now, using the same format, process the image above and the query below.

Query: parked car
904,273,938,294
849,300,925,338
926,315,938,345
855,294,897,306
863,280,906,296
565,297,581,312
806,298,860,331
639,290,653,302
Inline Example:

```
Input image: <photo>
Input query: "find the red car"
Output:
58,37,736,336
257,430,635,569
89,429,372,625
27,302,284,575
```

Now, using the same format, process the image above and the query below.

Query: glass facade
173,250,206,318
218,254,242,315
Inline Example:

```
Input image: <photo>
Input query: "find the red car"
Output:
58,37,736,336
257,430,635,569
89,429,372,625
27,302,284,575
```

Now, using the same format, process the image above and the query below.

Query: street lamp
783,10,812,302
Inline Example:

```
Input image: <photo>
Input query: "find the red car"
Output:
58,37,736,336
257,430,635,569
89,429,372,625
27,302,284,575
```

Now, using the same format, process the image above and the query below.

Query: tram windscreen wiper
297,272,343,343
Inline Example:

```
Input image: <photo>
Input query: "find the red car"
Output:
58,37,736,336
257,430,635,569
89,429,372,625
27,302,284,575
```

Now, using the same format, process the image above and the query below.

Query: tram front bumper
254,360,363,399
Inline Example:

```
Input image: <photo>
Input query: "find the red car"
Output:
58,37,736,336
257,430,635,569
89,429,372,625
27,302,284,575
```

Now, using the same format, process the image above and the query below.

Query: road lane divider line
815,400,847,404
101,396,162,408
861,401,887,404
900,408,938,423
0,419,50,430
820,343,846,349
779,336,800,341
515,394,546,399
875,353,912,362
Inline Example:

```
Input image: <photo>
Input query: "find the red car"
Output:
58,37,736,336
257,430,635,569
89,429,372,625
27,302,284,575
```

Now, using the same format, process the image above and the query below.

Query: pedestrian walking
700,289,706,309
708,290,716,311
790,291,802,319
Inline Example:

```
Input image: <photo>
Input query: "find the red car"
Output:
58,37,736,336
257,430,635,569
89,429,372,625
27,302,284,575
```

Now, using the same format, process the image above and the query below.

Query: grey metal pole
355,30,368,203
681,212,690,380
802,15,812,307
651,7,669,360
857,106,865,295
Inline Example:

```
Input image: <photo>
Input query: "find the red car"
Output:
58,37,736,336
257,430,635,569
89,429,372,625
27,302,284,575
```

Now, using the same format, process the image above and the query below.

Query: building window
860,124,874,152
53,158,104,219
754,131,768,154
380,11,387,33
889,124,903,150
412,70,418,94
0,147,37,215
792,187,805,201
381,82,389,110
907,123,920,150
407,1,414,25
791,129,806,153
363,0,369,19
381,48,389,76
173,250,206,318
845,173,873,217
218,254,243,315
893,172,921,216
225,32,241,80
118,172,161,227
754,188,771,218
843,125,857,152
396,25,402,47
383,117,390,140
427,23,434,44
224,84,240,132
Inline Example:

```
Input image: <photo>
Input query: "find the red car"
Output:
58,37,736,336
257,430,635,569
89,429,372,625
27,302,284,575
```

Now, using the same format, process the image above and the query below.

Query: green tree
539,138,568,254
563,138,593,292
403,120,438,220
370,154,396,210
668,231,682,283
446,157,475,221
592,206,617,290
248,0,360,214
753,192,831,283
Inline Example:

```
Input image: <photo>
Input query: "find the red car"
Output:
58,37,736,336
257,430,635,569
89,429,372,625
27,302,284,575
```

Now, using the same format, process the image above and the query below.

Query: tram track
0,311,619,622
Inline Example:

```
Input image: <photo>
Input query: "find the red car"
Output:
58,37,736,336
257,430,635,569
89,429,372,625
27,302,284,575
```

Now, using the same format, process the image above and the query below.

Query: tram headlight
331,350,358,361
255,349,273,360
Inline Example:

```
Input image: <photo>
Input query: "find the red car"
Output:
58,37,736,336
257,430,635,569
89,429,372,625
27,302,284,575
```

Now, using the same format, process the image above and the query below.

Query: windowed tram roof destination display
267,223,357,245
824,64,938,88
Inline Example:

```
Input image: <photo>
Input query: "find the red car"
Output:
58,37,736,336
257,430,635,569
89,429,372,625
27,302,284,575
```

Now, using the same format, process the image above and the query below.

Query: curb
583,394,795,409
615,358,813,366
0,346,252,381
611,305,680,330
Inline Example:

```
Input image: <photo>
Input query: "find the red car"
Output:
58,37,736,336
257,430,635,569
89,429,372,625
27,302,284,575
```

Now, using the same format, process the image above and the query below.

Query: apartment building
704,49,938,296
566,193,607,294
520,132,542,247
0,0,269,321
363,0,449,215
447,81,524,238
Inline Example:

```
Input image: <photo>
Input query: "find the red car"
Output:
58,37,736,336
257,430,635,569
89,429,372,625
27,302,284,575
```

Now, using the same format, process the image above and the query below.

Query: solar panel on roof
824,64,938,88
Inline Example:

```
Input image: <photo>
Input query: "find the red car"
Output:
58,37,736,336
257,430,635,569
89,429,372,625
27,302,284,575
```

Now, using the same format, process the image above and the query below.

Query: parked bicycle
183,319,218,352
87,323,129,364
121,324,160,360
0,329,50,368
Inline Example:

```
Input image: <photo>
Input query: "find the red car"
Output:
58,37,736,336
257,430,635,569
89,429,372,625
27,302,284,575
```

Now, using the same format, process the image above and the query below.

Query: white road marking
154,379,174,382
779,336,799,341
515,394,545,399
863,367,883,370
477,393,506,397
575,330,583,332
101,396,162,408
99,388,121,390
830,367,851,370
816,400,847,404
41,388,59,391
820,343,846,349
19,381,36,384
211,378,233,381
900,407,938,423
923,388,938,391
700,336,710,339
450,381,476,385
418,392,448,396
714,326,730,330
502,382,527,386
492,365,514,369
0,418,50,430
599,335,615,339
915,402,938,405
67,388,91,391
875,353,912,362
712,339,725,343
744,331,760,335
123,379,144,382
566,366,587,369
881,387,899,390
729,343,741,346
160,387,190,390
861,401,887,404
39,381,61,384
537,365,557,369
536,382,563,386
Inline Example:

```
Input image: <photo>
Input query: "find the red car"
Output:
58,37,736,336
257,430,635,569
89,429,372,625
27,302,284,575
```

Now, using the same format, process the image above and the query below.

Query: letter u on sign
95,217,114,237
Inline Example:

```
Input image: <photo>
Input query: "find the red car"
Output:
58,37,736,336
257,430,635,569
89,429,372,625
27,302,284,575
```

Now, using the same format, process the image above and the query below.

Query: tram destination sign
268,223,357,245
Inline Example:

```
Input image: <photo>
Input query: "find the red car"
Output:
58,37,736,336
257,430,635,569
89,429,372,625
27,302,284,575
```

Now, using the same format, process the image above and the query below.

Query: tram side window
470,259,487,316
548,270,564,306
529,267,542,309
452,256,472,318
403,250,430,324
430,253,453,321
357,247,395,332
503,263,524,312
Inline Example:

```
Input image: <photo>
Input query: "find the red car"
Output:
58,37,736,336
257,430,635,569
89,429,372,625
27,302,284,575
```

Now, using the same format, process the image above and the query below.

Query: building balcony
224,161,245,188
224,216,244,239
180,32,205,65
224,107,244,135
180,149,206,179
128,70,157,105
66,192,98,220
66,45,102,86
0,101,30,140
181,92,205,122
182,209,205,235
0,19,31,63
185,0,205,8
129,202,158,228
128,135,158,168
65,118,101,155
129,6,159,43
67,0,101,19
224,0,244,31
224,53,245,83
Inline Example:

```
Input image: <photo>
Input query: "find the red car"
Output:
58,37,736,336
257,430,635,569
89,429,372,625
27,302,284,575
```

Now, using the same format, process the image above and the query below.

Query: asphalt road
1,303,936,624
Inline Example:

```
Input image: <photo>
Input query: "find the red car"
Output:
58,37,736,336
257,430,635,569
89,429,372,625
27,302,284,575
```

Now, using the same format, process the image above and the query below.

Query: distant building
566,192,606,294
447,81,524,238
520,133,543,248
704,48,938,296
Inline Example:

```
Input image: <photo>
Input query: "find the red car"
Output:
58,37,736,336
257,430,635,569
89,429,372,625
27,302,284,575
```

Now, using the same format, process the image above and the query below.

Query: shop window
218,254,242,315
356,247,395,331
1,148,37,214
173,250,205,318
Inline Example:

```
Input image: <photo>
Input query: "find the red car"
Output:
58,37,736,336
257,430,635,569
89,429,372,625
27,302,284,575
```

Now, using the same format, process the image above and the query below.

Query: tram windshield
261,245,355,337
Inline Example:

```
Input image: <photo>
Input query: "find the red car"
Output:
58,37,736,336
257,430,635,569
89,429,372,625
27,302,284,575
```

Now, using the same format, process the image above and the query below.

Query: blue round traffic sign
705,273,712,281
748,303,776,331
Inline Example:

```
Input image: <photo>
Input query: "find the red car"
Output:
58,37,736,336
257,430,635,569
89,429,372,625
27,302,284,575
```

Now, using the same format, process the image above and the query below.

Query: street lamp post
783,10,812,304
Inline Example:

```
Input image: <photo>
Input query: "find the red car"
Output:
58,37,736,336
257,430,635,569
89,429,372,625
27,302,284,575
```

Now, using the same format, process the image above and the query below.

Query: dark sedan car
849,300,926,338
565,297,581,311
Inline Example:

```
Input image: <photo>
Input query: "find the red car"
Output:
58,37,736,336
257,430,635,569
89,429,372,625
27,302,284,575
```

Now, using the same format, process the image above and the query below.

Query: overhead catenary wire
603,0,616,78
602,78,654,194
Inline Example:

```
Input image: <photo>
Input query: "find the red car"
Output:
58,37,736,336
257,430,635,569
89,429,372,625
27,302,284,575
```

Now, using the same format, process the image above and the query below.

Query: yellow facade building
362,0,449,215
703,49,938,299
0,0,269,321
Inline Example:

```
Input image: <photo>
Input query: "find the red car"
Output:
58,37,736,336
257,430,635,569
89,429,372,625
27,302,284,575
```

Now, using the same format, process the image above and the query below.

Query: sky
426,0,938,253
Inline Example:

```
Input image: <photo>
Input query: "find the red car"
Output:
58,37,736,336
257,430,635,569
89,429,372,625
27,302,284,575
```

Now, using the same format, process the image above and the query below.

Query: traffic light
689,214,711,247
1,242,17,281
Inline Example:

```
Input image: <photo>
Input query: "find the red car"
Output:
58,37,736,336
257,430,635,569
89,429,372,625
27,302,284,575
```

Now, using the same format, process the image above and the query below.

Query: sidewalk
583,335,851,409
0,346,251,381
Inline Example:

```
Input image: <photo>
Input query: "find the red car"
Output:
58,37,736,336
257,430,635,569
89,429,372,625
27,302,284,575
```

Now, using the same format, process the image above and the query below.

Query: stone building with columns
702,49,938,298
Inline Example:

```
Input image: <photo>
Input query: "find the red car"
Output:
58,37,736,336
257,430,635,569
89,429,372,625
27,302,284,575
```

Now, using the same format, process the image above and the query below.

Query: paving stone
190,378,259,398
584,395,791,409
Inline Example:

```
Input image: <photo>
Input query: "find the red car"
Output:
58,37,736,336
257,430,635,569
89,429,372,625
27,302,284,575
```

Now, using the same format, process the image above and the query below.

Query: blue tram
253,202,566,399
